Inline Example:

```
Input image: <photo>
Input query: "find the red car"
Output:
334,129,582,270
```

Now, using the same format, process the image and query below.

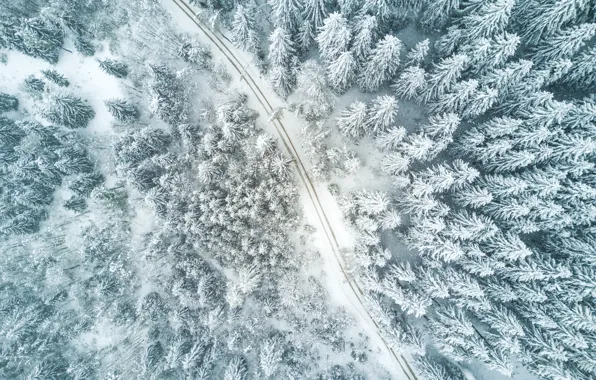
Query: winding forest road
166,1,418,378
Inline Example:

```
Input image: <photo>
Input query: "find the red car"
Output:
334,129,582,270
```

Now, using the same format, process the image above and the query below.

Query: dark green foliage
5,16,65,63
0,116,25,146
149,64,187,125
145,341,164,369
24,76,45,92
0,116,96,238
105,98,140,123
0,93,18,112
74,35,96,56
55,146,95,174
42,69,70,87
91,185,128,211
99,59,128,78
114,128,172,167
63,196,87,212
42,94,95,129
127,161,161,191
69,172,104,196
139,292,167,321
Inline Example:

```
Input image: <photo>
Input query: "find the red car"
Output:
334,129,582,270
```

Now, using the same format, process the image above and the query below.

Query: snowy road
163,1,418,378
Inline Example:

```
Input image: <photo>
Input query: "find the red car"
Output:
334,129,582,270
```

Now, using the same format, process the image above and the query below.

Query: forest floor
161,0,418,378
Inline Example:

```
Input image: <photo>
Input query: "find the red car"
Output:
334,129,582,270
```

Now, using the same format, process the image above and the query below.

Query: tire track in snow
169,1,418,378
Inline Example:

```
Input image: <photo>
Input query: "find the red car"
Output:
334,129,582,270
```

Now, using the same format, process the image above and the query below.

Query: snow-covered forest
1,0,595,379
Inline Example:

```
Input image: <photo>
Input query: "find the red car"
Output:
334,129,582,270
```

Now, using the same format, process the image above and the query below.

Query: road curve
167,1,418,378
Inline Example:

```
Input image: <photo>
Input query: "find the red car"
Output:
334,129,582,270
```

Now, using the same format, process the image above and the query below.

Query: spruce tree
326,51,356,93
0,93,18,113
351,15,378,63
42,93,95,129
232,3,259,53
358,35,403,92
337,101,367,139
302,0,328,29
99,59,129,78
105,99,140,123
42,69,70,87
316,13,351,62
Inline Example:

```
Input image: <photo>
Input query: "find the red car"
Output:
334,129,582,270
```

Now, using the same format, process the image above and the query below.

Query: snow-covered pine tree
268,27,297,97
419,0,461,31
0,93,18,113
316,13,351,62
268,0,302,31
428,79,479,115
302,0,327,29
458,0,515,41
99,59,128,78
405,39,430,66
41,69,69,87
531,23,596,66
561,46,596,89
365,95,398,134
269,65,295,98
421,53,469,102
351,15,378,63
338,0,362,17
358,34,403,92
268,27,296,68
515,0,592,45
294,60,334,120
14,16,64,63
337,100,367,139
105,99,140,123
362,0,393,24
326,51,356,93
297,20,316,53
41,93,95,129
393,66,427,101
231,3,259,53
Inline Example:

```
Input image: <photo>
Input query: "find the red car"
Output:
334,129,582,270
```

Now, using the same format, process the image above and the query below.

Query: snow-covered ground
160,0,415,378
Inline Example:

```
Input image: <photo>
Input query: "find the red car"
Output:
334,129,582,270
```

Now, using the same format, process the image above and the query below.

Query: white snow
160,0,413,377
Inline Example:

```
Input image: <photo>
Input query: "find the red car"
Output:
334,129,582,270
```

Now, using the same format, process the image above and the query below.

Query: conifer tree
15,16,64,63
422,53,469,102
363,0,393,24
268,27,296,67
358,35,403,92
517,0,591,45
393,66,426,101
99,59,128,78
351,15,378,63
302,0,328,29
269,0,302,31
294,60,334,120
326,51,356,93
268,27,297,97
232,3,259,53
561,46,596,89
459,0,515,41
0,93,18,113
105,99,140,123
365,95,398,134
420,0,461,31
316,13,351,62
297,20,316,53
338,0,362,17
405,39,430,66
375,125,407,151
41,69,69,87
42,93,95,129
337,101,367,139
531,23,596,66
